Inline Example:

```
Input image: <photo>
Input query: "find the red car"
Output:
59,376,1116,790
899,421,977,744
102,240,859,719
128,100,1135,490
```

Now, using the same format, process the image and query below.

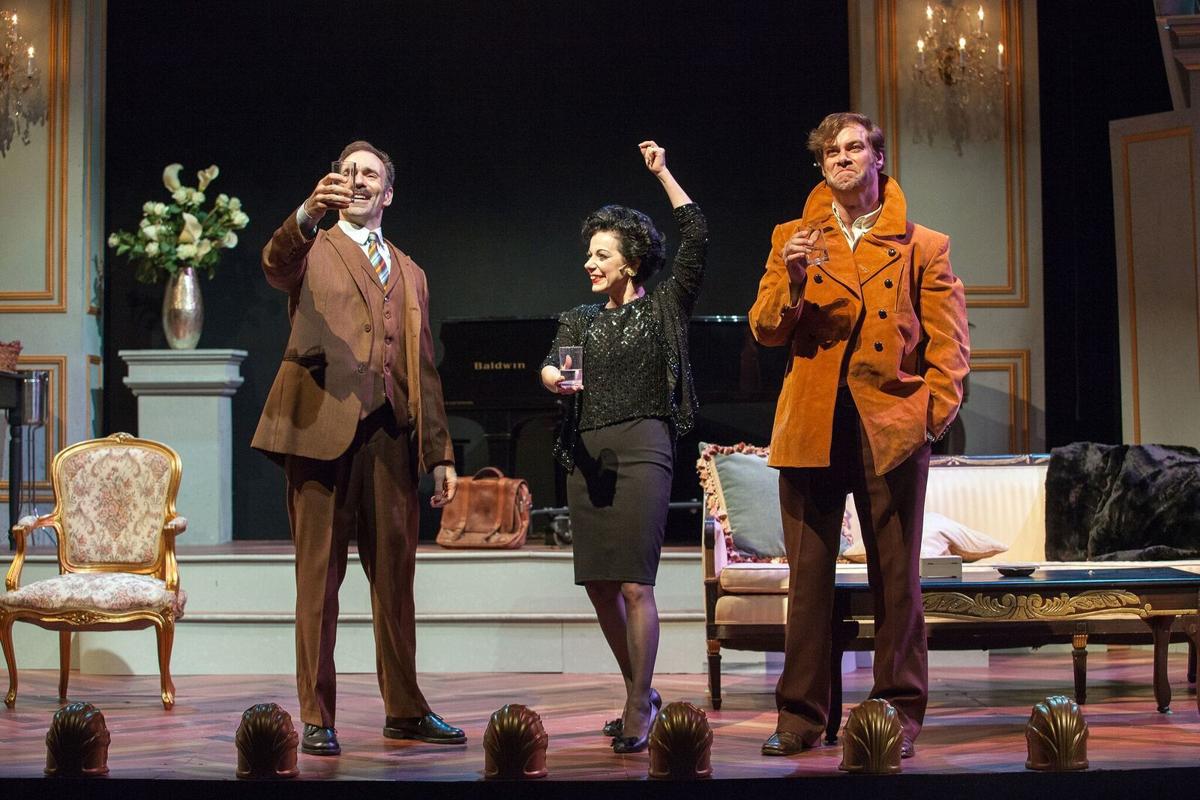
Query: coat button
813,274,823,284
887,248,897,257
357,363,366,374
874,341,883,352
363,323,372,332
384,310,392,319
884,278,894,288
878,309,887,319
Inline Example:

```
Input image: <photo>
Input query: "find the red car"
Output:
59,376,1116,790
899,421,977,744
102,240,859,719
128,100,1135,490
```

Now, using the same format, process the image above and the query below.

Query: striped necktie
367,232,389,285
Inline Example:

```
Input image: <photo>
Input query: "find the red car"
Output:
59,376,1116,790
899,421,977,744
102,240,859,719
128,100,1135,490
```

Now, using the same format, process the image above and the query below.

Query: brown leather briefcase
435,467,532,549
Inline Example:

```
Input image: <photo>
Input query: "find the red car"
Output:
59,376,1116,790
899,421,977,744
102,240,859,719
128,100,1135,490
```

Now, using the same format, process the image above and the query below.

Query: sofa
698,447,1200,713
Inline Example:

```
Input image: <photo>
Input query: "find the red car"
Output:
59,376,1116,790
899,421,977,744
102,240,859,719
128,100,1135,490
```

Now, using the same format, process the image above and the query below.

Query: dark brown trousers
775,388,930,743
284,406,429,727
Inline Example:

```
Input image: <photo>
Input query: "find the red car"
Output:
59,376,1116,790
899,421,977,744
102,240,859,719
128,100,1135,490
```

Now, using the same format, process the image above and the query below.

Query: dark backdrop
1036,1,1172,447
103,1,850,540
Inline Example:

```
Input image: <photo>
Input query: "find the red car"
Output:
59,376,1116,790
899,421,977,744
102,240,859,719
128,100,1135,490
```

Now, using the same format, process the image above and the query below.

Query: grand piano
437,317,787,538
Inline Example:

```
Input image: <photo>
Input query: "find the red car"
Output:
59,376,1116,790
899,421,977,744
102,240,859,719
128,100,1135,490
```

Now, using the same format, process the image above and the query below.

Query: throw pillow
841,511,1007,563
697,443,785,560
698,443,853,563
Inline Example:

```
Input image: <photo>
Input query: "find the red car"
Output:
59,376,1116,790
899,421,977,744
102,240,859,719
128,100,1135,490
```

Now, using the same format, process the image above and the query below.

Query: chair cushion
0,573,187,618
698,442,851,563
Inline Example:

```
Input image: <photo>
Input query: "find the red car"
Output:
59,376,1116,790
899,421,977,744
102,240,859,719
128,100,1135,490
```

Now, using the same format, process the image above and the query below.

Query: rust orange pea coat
749,175,970,475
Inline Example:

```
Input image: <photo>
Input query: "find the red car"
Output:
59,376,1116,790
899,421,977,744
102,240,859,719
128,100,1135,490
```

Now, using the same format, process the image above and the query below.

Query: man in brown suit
253,140,463,756
749,113,969,758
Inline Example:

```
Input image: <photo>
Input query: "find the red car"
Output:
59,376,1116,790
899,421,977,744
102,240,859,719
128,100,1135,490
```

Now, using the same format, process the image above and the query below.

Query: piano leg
7,419,21,547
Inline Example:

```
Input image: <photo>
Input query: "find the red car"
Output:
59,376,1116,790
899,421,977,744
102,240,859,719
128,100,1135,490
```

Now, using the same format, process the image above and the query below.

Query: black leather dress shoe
383,712,466,744
602,688,662,737
761,731,816,756
301,724,341,756
900,737,916,759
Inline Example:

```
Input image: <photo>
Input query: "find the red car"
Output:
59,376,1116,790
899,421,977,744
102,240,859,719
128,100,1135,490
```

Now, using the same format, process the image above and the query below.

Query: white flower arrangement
107,163,249,284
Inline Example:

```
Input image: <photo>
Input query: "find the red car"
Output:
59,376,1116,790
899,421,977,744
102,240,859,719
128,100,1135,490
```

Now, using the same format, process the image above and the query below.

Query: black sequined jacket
543,203,708,471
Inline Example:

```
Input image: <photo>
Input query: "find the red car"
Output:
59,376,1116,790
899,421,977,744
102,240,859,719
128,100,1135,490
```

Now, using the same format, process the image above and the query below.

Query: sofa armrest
700,503,728,581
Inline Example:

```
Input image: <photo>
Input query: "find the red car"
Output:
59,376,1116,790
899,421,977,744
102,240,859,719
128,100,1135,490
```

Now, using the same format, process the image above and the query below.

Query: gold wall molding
969,348,1030,453
0,0,70,313
0,355,67,503
874,0,1029,308
1118,126,1197,444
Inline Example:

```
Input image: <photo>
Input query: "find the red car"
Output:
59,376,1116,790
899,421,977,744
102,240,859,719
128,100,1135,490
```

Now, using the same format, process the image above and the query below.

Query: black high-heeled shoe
601,688,661,737
611,698,659,754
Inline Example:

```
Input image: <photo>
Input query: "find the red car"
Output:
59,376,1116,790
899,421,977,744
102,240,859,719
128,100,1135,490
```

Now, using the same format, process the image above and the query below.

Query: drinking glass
803,227,830,267
558,346,583,390
331,160,361,200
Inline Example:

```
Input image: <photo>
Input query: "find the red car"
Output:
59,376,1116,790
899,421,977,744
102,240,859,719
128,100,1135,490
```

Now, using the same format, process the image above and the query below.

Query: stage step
4,545,772,676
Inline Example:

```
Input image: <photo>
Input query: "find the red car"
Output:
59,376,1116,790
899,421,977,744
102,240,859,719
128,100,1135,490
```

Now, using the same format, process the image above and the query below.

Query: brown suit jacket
252,215,453,472
749,175,969,475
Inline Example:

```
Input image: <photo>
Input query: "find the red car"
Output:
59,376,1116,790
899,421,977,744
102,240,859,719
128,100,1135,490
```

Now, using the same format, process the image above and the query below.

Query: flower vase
162,266,204,349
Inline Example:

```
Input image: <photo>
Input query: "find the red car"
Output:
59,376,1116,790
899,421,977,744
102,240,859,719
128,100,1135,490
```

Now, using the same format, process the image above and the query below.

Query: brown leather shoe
761,730,817,756
383,713,466,744
301,724,340,756
900,737,916,759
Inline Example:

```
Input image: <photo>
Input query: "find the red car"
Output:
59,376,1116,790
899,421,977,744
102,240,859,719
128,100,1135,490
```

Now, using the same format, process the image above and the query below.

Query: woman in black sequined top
540,141,707,753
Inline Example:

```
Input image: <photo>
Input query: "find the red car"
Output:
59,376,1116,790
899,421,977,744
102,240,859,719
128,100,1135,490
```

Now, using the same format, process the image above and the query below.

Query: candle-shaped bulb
997,42,1004,70
926,5,933,21
917,38,925,66
26,45,34,76
978,5,985,33
958,36,966,50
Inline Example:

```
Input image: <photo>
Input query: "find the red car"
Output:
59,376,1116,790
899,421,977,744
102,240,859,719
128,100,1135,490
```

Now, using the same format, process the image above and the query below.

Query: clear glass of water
558,346,583,390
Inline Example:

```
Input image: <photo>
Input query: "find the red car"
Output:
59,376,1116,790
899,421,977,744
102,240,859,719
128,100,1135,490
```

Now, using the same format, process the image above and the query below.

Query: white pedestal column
119,349,247,545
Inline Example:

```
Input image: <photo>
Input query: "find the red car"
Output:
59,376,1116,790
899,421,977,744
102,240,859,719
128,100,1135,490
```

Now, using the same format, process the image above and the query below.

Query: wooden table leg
1147,615,1175,713
826,642,843,745
1186,616,1199,712
1071,623,1088,705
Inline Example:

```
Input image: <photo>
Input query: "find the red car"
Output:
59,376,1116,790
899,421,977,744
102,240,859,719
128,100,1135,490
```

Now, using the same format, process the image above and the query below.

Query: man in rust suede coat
253,141,463,756
749,113,969,758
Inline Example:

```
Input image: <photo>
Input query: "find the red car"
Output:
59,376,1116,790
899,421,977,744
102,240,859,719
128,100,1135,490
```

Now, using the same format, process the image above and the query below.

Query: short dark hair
338,140,395,188
580,205,666,286
806,112,886,166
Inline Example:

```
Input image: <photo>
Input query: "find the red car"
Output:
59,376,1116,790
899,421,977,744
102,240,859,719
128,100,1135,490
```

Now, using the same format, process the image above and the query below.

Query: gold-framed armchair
0,433,187,709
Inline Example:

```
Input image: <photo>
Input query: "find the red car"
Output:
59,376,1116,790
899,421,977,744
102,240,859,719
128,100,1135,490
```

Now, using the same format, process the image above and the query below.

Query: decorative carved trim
924,589,1145,621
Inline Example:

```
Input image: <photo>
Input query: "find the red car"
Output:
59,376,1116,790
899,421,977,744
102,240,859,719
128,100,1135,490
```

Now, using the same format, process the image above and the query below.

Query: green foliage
107,163,250,285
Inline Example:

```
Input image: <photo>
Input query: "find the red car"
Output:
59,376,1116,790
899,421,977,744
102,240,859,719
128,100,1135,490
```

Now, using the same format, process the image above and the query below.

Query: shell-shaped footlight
45,701,110,777
235,702,299,779
648,701,713,780
839,698,902,774
483,704,548,779
1026,695,1088,771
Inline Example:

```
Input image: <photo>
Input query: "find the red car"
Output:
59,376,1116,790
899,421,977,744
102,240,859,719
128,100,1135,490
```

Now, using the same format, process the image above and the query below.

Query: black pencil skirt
567,417,673,586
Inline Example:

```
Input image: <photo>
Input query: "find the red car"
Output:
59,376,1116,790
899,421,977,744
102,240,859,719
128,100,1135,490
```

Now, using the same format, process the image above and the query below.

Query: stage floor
1,649,1198,795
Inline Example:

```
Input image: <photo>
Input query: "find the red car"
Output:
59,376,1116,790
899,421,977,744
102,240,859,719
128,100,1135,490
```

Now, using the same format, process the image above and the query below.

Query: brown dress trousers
776,387,929,744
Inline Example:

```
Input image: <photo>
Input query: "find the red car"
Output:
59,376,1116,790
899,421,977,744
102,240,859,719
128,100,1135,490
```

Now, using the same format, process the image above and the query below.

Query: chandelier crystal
0,9,46,158
911,1,1007,154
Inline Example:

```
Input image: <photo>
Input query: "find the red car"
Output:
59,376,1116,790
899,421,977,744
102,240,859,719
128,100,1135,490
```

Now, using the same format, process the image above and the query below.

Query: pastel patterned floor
0,648,1196,781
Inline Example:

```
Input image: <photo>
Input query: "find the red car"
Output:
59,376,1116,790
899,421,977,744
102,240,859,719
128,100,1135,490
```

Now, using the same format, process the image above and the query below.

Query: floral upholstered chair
0,433,187,709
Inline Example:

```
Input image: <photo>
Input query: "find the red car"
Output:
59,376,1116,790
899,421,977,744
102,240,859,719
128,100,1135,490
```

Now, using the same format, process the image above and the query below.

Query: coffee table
827,566,1200,743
